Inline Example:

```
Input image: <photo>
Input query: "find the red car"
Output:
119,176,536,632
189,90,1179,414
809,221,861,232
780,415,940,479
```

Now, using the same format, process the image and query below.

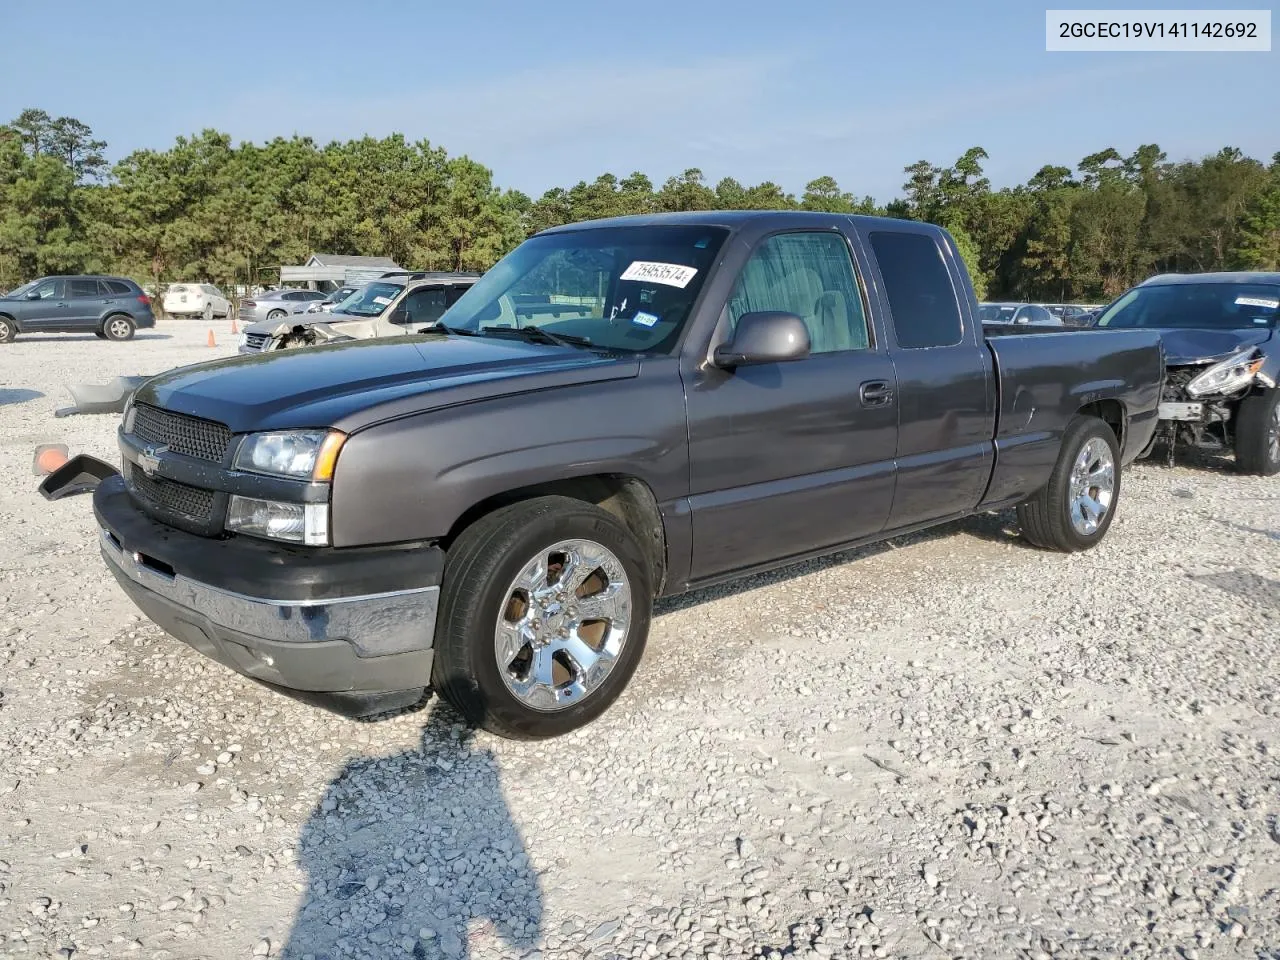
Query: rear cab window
869,231,964,349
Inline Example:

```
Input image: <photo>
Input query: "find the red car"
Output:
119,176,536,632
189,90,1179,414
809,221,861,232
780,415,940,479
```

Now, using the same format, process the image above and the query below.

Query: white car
162,283,232,321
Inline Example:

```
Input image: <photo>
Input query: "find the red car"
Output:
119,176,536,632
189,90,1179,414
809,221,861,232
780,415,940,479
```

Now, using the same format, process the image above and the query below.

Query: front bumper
94,475,442,716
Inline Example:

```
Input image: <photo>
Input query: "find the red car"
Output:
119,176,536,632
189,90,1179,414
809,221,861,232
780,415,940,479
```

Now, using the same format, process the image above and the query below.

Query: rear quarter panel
982,329,1163,505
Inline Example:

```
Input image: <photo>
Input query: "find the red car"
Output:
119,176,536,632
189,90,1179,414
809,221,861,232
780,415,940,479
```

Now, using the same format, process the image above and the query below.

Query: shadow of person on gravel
281,705,543,959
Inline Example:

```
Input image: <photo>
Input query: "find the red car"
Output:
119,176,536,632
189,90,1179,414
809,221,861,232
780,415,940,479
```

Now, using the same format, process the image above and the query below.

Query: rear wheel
0,316,14,344
1017,416,1120,552
267,309,286,322
1235,389,1280,476
103,315,136,341
202,302,213,323
432,496,652,740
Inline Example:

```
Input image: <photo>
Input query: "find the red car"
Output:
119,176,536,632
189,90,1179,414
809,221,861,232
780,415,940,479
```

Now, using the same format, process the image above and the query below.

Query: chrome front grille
243,332,268,351
126,462,216,523
132,403,231,463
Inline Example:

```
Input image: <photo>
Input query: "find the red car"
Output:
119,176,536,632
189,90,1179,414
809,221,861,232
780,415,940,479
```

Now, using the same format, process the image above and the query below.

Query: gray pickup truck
88,212,1164,739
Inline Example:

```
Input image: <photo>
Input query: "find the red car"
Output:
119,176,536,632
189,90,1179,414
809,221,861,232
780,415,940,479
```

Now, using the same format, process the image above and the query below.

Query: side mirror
713,311,810,368
26,292,41,300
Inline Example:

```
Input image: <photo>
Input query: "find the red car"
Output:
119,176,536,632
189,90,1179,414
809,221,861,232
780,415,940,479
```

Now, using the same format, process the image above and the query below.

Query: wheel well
444,475,668,593
0,312,17,327
1077,399,1124,449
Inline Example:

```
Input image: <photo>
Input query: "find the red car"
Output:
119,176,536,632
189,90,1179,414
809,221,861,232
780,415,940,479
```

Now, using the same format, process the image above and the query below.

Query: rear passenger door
863,229,997,530
65,278,108,328
684,229,899,580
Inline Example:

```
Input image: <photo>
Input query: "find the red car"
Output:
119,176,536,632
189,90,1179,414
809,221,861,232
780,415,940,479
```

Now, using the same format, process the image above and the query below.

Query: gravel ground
1,321,1279,960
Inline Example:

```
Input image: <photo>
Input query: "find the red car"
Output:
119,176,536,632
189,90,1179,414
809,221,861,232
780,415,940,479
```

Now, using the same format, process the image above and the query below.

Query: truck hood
1160,327,1274,366
136,334,640,433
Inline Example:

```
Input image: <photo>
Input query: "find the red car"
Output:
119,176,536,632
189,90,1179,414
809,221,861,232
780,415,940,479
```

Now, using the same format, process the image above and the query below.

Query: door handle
859,380,893,407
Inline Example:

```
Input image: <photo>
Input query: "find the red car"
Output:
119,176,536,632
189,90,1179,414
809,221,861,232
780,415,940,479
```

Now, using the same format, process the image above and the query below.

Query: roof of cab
1142,271,1280,286
537,210,929,235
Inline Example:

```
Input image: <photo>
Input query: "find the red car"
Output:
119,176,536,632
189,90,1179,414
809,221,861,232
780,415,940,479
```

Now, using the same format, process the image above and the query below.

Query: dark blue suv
0,275,156,344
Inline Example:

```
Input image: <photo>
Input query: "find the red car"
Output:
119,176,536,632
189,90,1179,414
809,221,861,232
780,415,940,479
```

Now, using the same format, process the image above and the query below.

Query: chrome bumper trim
99,526,438,657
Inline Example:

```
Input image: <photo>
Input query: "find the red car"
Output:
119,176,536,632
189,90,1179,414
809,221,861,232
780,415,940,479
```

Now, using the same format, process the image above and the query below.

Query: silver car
236,289,328,324
978,302,1064,326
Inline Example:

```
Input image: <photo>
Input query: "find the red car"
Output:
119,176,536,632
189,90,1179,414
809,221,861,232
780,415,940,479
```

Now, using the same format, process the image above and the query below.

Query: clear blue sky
4,0,1277,201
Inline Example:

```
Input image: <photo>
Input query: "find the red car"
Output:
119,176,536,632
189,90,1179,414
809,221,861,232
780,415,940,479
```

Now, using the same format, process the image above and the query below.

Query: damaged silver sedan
1096,272,1279,475
238,274,479,354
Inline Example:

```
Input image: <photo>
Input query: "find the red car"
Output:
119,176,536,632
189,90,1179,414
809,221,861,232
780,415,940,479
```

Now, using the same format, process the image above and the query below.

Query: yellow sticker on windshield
620,261,698,288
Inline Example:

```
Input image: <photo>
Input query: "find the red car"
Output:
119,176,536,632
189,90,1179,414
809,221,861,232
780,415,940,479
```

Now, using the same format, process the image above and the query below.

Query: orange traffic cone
33,444,70,476
207,329,216,347
230,318,238,334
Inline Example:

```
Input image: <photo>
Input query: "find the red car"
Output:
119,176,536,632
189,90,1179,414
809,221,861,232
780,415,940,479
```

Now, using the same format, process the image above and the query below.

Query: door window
28,279,61,299
67,279,103,299
726,232,869,354
399,287,448,325
868,231,964,348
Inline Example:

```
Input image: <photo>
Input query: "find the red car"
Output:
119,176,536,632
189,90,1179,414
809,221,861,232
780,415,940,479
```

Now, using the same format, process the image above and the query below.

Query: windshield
4,281,36,299
439,225,730,353
1095,283,1280,330
332,281,405,317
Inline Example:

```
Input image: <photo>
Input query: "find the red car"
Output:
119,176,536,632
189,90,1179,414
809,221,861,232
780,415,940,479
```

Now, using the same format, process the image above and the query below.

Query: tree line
2,107,1278,302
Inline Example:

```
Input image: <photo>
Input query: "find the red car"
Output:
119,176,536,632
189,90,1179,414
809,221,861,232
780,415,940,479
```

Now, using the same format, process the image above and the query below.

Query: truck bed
981,327,1165,505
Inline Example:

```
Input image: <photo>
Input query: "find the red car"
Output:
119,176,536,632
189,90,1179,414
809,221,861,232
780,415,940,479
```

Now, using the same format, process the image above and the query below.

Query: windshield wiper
419,322,481,336
480,325,593,348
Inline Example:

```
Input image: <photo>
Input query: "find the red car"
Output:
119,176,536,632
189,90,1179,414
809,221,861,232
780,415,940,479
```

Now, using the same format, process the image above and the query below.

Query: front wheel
203,302,213,323
1234,389,1280,476
1016,416,1121,552
103,315,136,341
0,316,14,344
432,496,652,740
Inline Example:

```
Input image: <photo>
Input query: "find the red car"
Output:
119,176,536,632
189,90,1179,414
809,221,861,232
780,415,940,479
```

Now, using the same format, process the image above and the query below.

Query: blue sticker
632,311,660,328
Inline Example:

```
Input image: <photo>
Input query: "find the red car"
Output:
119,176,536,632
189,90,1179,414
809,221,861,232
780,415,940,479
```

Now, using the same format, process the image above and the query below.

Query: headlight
1185,349,1265,398
237,332,248,348
227,496,329,545
233,430,346,480
121,395,136,433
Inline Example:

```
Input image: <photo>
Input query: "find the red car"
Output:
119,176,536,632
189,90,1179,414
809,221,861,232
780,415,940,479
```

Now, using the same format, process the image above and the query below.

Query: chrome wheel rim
494,538,633,712
109,318,131,339
1268,404,1280,465
1068,437,1115,536
0,319,9,339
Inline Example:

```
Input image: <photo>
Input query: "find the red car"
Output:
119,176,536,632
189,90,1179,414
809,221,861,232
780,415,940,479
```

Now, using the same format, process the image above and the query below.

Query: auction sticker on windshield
620,261,698,288
1236,295,1279,309
372,296,393,305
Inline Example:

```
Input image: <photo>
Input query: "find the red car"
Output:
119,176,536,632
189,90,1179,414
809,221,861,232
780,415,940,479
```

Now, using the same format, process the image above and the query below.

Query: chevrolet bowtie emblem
138,444,168,477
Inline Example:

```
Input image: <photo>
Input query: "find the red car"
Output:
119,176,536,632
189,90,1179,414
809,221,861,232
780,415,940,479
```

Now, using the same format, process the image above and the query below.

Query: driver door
15,278,67,331
683,230,899,580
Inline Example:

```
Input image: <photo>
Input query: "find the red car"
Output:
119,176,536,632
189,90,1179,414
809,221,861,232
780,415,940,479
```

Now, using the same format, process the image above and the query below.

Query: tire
103,314,136,341
267,309,286,321
0,315,14,344
1235,389,1280,476
1016,416,1121,552
203,302,213,323
432,495,653,740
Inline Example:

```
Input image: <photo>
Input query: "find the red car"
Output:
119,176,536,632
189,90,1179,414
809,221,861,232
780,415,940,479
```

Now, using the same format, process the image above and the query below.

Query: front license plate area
1158,401,1203,421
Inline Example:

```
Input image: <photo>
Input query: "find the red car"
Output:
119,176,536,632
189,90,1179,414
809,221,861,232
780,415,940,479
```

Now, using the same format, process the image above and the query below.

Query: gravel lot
1,321,1278,960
